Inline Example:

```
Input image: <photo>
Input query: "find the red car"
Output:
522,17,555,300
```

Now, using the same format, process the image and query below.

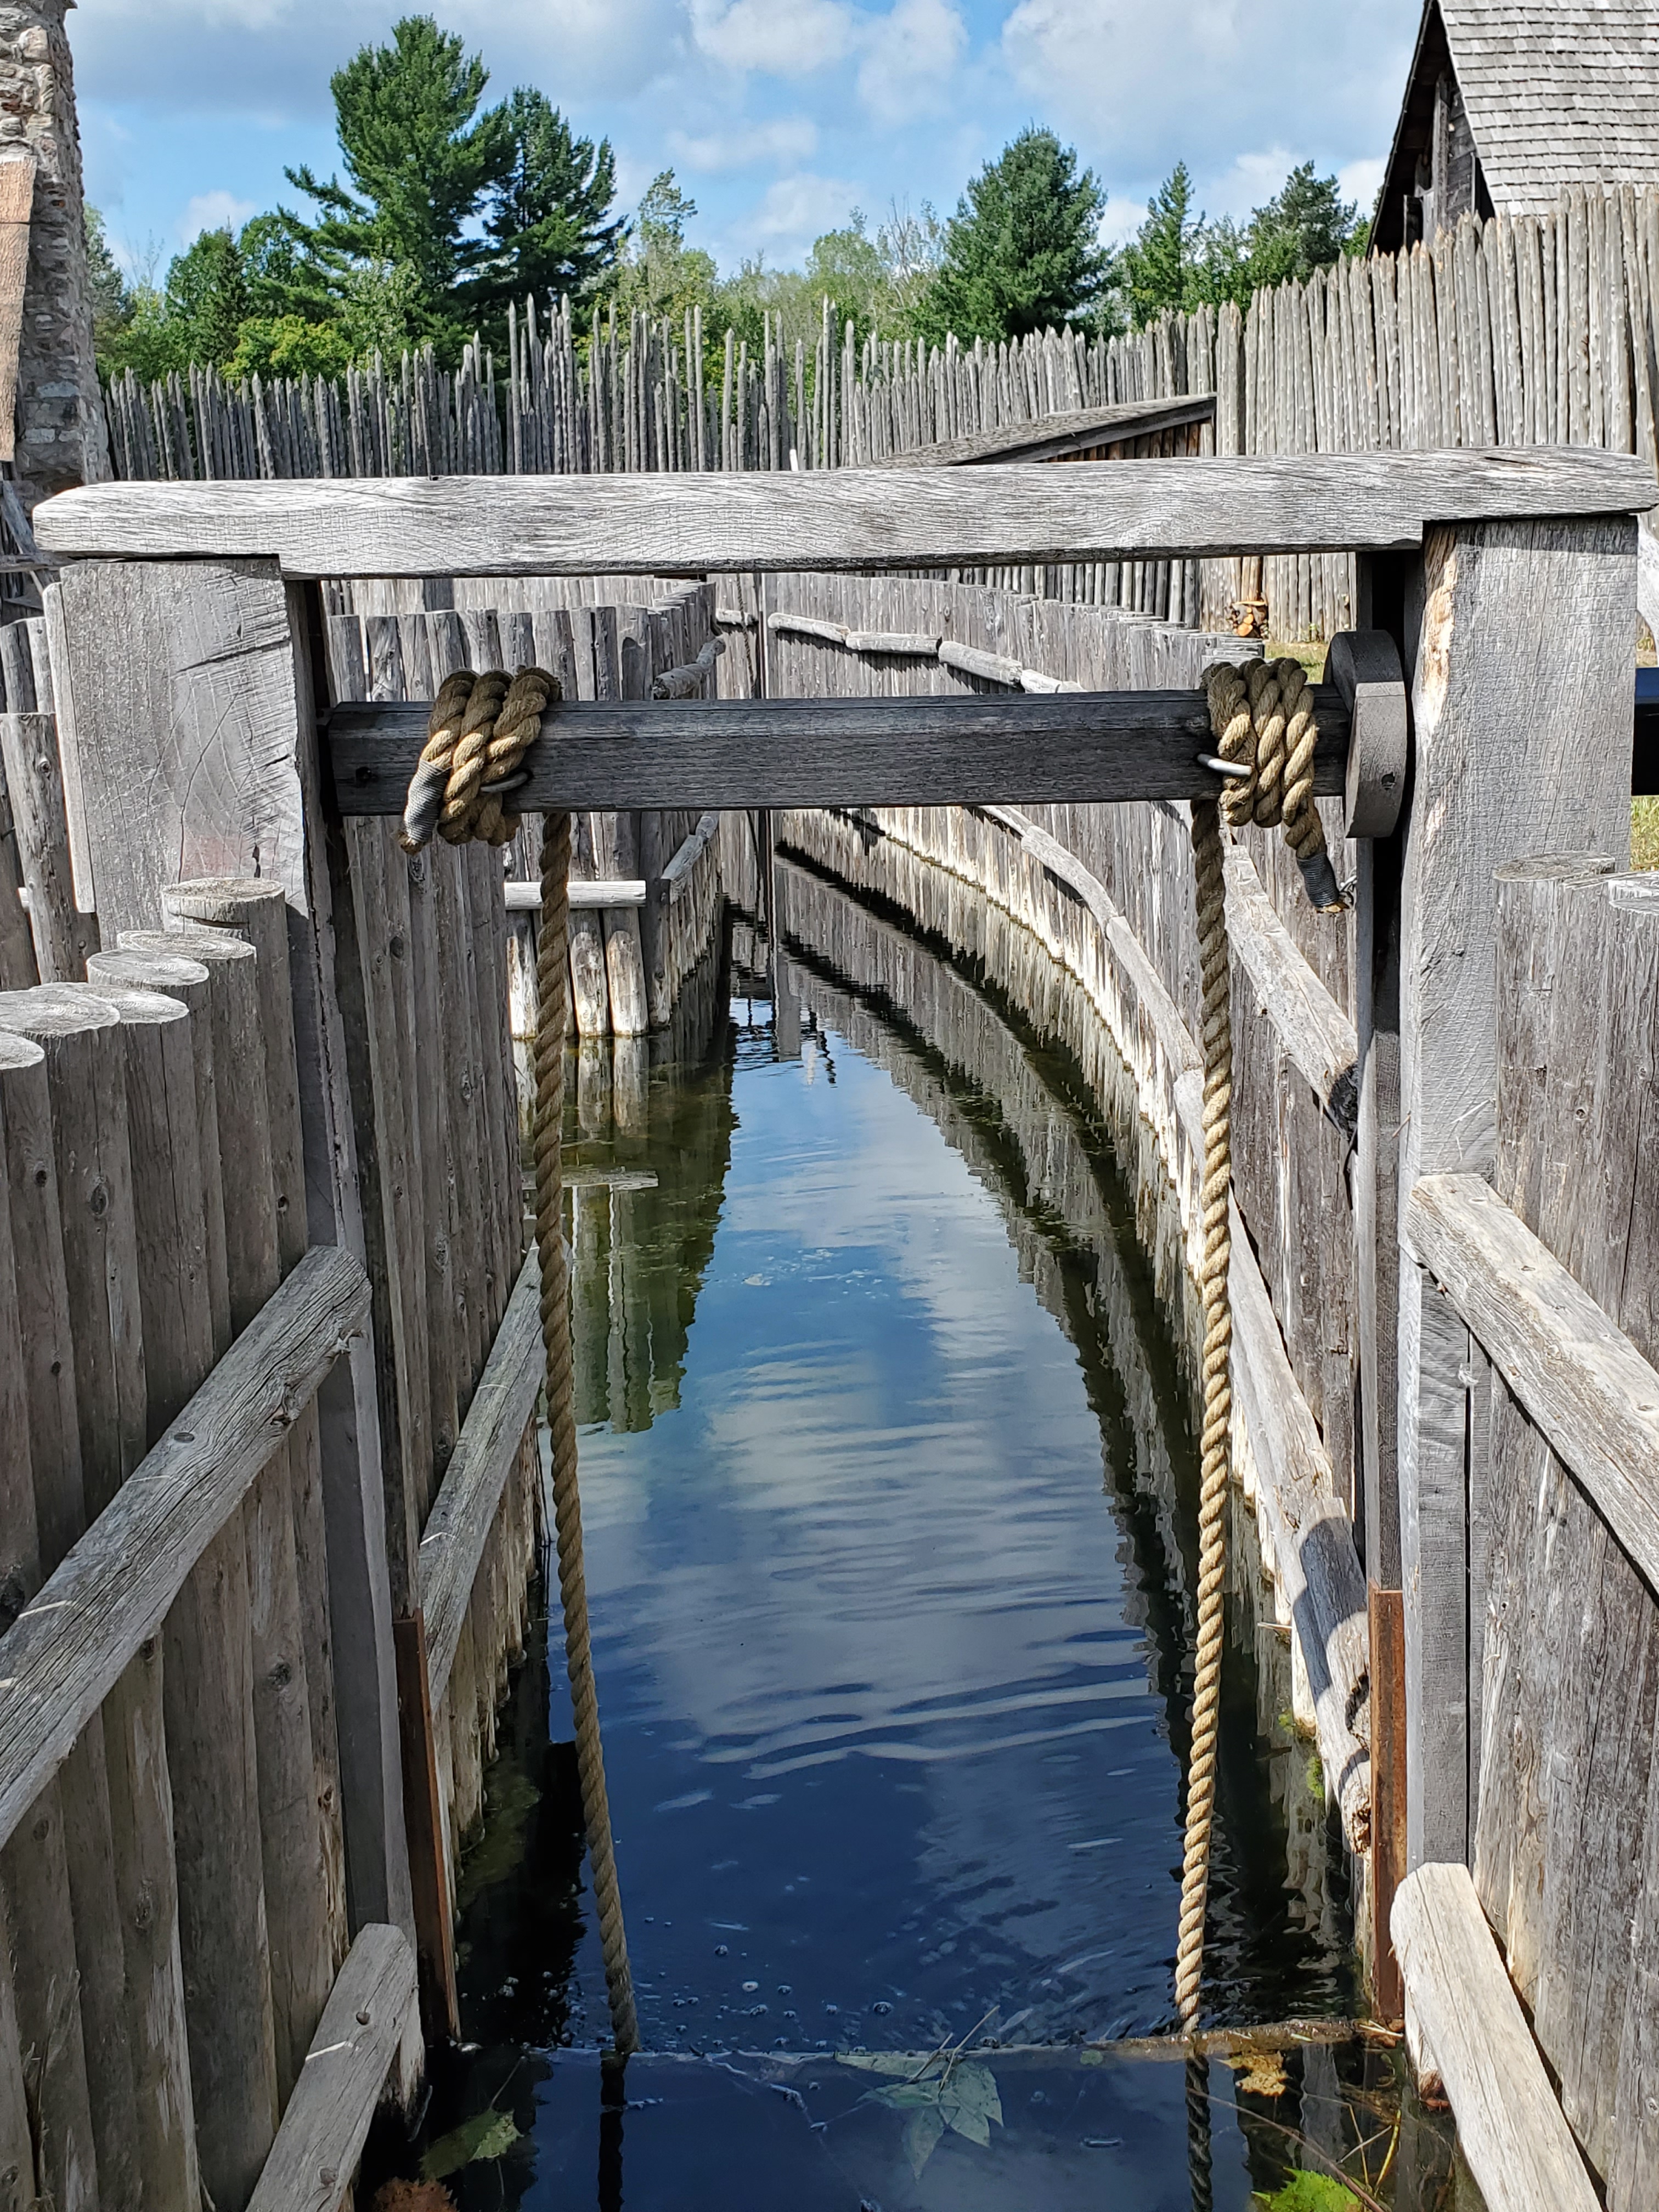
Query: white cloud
999,0,1408,184
180,189,257,240
1339,154,1387,215
690,0,857,76
670,117,820,171
857,0,966,123
737,171,864,259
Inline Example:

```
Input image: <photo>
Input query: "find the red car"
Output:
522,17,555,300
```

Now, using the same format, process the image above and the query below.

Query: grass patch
1633,799,1659,872
1264,639,1326,681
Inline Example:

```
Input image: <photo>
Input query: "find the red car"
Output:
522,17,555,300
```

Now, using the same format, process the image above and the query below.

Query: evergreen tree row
91,13,1368,386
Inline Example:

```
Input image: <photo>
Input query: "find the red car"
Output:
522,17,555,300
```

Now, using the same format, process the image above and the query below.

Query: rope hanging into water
402,668,641,2058
1175,658,1344,2025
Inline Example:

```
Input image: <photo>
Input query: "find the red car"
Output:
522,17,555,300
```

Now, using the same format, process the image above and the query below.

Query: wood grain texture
876,394,1218,467
331,690,1350,813
416,1252,542,1709
1404,1171,1659,1600
48,560,310,939
244,1923,416,2212
1397,517,1635,1874
1230,1189,1373,1853
33,451,1654,573
0,714,97,982
1392,1861,1599,2212
1222,843,1359,1131
0,1244,369,1854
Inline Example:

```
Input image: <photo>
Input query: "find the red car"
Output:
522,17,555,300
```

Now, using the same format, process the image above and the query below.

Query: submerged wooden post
47,557,414,1946
1394,517,1634,1870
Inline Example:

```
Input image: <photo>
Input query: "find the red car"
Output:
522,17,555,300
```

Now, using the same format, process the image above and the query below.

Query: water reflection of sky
572,1020,1189,2053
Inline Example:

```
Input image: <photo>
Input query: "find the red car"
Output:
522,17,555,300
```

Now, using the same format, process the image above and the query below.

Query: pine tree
282,15,511,351
1110,163,1229,328
913,129,1107,343
475,88,623,319
1243,162,1364,289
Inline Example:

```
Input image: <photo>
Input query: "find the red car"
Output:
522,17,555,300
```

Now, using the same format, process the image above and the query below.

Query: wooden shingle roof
1440,2,1659,212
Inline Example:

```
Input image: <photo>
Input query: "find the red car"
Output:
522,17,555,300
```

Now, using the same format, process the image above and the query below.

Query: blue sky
74,0,1418,281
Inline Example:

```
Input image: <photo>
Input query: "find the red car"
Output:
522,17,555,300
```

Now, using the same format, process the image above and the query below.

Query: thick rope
400,672,640,2057
399,664,556,853
1175,659,1344,2025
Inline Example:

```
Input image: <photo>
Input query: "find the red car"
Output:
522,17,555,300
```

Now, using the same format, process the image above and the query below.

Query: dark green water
373,873,1470,2212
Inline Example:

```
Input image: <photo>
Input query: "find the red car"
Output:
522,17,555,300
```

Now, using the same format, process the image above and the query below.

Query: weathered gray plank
1404,1172,1659,1600
1392,1861,1599,2212
244,1924,416,2212
1229,1189,1372,1853
47,559,307,935
876,394,1217,467
1222,842,1358,1131
1396,516,1636,1871
0,1244,370,1854
331,690,1350,813
0,713,96,981
417,1252,541,1709
33,452,1655,573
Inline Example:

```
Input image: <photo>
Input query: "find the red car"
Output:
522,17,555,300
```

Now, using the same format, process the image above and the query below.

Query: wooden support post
1395,518,1634,1872
0,713,96,980
48,556,412,1946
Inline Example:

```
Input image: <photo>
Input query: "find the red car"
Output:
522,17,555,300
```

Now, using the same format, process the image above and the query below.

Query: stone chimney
0,0,108,506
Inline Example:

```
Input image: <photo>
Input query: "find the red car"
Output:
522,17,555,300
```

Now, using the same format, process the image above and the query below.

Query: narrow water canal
389,856,1472,2212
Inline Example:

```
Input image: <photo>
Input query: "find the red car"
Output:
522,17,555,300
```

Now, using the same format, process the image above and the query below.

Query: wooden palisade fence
97,183,1659,640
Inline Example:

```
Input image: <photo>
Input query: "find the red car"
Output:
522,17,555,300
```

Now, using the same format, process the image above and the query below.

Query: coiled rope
402,667,640,2057
1176,657,1342,2025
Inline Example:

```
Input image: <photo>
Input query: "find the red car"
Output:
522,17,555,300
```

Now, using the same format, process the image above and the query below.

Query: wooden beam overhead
328,686,1352,814
32,449,1652,576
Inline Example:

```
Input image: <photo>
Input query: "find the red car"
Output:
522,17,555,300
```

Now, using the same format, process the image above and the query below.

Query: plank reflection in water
566,934,735,1431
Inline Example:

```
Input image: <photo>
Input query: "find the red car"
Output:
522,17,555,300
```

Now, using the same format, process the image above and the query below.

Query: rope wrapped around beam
1175,658,1343,2024
402,667,640,2058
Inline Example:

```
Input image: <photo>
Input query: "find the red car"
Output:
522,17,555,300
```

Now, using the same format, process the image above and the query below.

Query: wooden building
1372,0,1659,252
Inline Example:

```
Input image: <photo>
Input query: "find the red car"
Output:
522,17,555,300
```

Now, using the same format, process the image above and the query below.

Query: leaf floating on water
421,2107,521,2181
1254,2173,1363,2211
904,2104,946,2177
939,2061,1002,2147
1229,2046,1291,2098
839,2052,925,2077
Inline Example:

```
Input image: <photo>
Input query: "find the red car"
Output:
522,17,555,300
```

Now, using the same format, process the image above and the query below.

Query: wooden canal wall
95,182,1659,641
759,558,1659,2207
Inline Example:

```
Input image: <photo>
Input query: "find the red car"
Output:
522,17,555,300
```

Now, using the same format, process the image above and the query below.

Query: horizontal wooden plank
504,878,645,910
1392,1862,1600,2212
416,1252,542,1709
245,1923,416,2212
331,691,1349,813
878,394,1218,469
1404,1173,1659,1598
33,452,1654,575
1223,844,1360,1132
0,1243,370,1853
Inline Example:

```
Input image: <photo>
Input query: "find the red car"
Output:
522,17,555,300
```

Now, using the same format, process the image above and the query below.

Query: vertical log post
47,557,413,1946
1395,517,1634,1872
1353,550,1409,2017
